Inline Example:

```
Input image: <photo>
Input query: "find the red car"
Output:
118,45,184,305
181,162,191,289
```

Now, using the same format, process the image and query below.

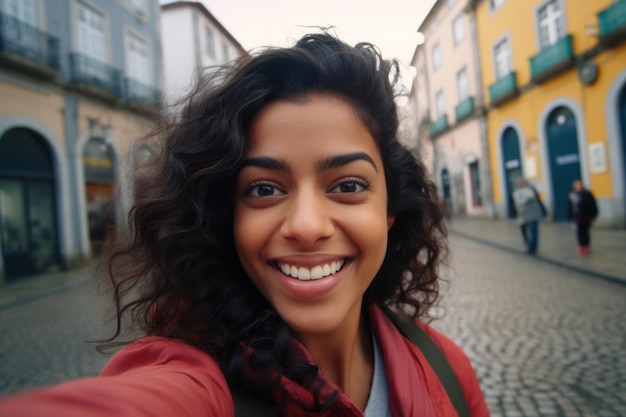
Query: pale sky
196,0,436,65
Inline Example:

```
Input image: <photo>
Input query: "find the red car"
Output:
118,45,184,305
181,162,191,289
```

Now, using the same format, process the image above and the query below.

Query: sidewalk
447,217,626,284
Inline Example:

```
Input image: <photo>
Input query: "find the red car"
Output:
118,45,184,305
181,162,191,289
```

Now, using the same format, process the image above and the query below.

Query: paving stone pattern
0,274,113,395
1,236,625,417
433,237,626,417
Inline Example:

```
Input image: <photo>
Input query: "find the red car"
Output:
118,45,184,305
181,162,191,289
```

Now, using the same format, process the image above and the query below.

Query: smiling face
234,94,393,338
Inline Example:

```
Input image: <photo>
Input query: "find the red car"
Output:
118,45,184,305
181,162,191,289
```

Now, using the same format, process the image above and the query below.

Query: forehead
247,94,379,156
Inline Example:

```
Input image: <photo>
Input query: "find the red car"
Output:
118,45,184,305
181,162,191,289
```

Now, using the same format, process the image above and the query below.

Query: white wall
161,7,196,104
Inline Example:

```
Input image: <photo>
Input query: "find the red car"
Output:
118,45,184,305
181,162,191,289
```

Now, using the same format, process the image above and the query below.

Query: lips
277,259,345,281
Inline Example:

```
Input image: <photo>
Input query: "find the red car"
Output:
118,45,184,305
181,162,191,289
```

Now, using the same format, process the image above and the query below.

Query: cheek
233,208,277,270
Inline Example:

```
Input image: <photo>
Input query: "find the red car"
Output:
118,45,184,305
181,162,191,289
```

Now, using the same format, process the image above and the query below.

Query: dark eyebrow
318,152,378,172
240,157,290,173
239,152,377,174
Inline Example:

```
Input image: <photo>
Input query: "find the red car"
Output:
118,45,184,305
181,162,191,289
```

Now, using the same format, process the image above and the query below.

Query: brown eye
246,182,285,197
329,178,370,194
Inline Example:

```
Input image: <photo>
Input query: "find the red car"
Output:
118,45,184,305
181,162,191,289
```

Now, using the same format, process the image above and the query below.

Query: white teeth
298,267,311,280
278,259,345,281
311,266,323,279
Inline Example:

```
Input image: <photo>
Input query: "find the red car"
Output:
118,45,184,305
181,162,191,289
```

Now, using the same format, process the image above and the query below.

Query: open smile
275,259,348,281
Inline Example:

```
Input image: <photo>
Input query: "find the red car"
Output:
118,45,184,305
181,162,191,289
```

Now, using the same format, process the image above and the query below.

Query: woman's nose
280,188,334,247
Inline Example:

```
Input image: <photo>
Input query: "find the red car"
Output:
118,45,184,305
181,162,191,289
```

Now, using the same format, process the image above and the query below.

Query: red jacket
0,304,489,416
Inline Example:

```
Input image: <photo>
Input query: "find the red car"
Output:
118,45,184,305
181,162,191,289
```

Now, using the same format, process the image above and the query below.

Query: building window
221,42,229,62
432,43,441,71
77,1,106,63
126,32,150,83
453,15,465,45
536,0,564,49
489,0,506,11
493,36,512,80
129,0,146,13
469,161,482,206
435,90,445,119
205,28,215,57
457,68,469,102
3,0,36,24
428,18,439,34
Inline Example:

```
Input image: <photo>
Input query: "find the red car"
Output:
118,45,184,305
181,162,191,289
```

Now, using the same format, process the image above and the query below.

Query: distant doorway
546,107,581,221
83,137,115,253
441,168,452,218
501,127,522,218
0,128,59,279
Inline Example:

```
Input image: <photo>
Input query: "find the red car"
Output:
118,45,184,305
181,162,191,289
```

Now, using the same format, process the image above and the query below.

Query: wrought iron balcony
455,97,475,122
488,72,518,106
529,35,574,83
125,78,160,107
429,115,448,138
70,53,121,98
598,0,626,45
0,12,59,72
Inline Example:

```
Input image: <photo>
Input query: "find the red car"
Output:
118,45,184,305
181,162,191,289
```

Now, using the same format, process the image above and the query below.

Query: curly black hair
101,32,447,411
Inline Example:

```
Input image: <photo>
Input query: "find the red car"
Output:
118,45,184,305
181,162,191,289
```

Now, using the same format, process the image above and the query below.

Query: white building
412,0,494,218
160,1,246,105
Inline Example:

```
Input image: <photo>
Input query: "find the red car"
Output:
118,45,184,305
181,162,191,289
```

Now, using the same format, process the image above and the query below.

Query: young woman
0,33,489,417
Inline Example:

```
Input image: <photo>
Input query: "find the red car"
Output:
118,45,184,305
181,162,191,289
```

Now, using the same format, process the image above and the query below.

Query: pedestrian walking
512,178,545,254
0,33,489,417
568,179,598,255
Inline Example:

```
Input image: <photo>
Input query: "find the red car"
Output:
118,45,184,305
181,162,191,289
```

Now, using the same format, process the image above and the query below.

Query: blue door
546,107,582,221
618,86,626,223
501,127,522,218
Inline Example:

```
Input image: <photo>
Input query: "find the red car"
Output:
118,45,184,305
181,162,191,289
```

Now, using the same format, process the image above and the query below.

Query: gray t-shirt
364,333,392,417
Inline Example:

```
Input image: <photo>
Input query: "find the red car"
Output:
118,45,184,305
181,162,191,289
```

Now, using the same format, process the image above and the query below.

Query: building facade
160,1,246,106
470,0,626,227
415,0,494,218
0,0,162,284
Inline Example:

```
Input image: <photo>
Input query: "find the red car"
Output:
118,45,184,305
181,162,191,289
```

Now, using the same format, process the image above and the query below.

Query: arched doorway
441,168,452,218
83,137,115,253
546,106,582,221
501,127,522,218
619,85,626,224
0,128,59,279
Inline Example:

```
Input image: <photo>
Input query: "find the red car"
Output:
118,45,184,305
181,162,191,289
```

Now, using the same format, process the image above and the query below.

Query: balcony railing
455,97,475,122
0,12,59,70
429,115,448,137
70,53,121,98
125,78,160,107
488,72,518,106
598,0,626,45
529,35,574,83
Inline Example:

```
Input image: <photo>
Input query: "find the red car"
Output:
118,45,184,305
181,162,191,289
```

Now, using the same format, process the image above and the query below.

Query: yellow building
470,0,626,227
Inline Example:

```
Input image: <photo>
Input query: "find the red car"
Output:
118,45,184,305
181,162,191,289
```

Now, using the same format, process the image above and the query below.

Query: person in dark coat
568,179,598,255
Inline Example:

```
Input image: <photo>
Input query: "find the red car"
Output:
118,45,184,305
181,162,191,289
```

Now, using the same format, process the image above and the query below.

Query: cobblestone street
434,237,626,417
0,265,112,395
1,236,625,417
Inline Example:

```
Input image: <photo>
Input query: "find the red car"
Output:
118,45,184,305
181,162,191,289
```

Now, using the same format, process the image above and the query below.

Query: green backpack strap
385,309,471,417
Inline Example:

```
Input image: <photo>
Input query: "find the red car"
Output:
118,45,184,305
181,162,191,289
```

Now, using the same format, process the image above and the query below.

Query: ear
387,215,395,230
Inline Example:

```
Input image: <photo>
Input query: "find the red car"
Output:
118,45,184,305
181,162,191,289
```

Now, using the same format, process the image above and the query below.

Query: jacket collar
269,303,437,417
